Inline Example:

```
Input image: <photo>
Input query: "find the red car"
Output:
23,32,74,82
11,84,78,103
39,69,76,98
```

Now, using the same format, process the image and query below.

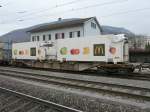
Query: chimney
58,18,62,21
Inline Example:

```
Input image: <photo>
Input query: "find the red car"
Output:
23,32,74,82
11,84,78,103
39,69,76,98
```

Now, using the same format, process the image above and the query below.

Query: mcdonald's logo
93,44,105,56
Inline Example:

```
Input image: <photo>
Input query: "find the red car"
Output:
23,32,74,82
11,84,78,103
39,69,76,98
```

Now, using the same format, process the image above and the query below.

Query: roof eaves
29,23,84,33
27,17,95,33
83,17,103,34
93,17,103,33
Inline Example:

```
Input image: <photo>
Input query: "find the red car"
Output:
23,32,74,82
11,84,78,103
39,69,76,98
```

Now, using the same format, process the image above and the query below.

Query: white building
28,17,103,42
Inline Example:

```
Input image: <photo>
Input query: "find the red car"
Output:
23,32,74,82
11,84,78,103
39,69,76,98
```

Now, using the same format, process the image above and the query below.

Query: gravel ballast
0,75,149,112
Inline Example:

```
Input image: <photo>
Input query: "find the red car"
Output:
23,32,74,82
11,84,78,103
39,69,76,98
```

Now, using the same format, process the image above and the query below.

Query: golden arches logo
94,44,105,56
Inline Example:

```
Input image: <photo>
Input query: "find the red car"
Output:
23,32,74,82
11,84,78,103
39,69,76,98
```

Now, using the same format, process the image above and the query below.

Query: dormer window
32,36,35,41
91,22,96,29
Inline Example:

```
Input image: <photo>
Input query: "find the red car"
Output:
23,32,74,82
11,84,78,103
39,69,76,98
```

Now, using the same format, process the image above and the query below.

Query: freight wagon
12,35,134,73
0,42,11,64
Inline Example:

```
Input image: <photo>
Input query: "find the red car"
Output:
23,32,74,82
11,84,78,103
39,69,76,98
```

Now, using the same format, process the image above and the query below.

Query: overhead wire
0,0,149,35
20,0,128,20
101,7,150,18
0,0,87,23
2,0,150,26
0,0,13,6
1,0,129,24
18,0,87,17
0,0,86,18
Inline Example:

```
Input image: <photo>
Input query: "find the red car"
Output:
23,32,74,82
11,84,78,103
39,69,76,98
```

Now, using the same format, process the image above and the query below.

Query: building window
30,48,36,56
48,34,51,40
77,31,80,37
32,36,35,41
55,34,58,40
69,32,73,38
43,35,46,41
37,36,39,41
62,33,65,39
55,33,65,39
91,22,96,29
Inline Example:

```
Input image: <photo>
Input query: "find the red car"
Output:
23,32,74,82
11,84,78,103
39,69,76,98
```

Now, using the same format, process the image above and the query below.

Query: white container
12,34,128,64
12,42,46,60
57,35,128,63
12,41,57,60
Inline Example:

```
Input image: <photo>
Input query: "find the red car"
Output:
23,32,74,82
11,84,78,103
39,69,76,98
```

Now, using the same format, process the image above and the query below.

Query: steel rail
0,68,150,102
0,86,83,112
0,66,150,81
0,67,150,84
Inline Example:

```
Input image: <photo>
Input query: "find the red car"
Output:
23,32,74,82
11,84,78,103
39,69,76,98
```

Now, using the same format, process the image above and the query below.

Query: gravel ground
0,90,59,112
0,75,149,112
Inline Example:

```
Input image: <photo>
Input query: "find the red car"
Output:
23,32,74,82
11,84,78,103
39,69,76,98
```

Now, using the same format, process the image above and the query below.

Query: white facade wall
12,42,46,60
83,18,101,37
30,18,102,42
30,26,84,42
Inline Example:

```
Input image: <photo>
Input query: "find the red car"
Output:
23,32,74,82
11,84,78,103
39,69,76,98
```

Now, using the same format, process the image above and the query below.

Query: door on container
42,44,56,60
123,40,129,62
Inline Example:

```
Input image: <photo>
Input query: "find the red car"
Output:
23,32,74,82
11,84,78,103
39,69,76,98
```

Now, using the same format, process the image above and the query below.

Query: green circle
60,47,67,55
14,49,17,55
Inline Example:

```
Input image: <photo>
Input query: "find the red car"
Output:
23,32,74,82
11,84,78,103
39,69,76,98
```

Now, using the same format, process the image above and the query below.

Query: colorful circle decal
83,47,90,55
13,49,17,55
60,47,67,55
70,49,80,55
25,50,29,55
109,47,116,54
19,50,24,55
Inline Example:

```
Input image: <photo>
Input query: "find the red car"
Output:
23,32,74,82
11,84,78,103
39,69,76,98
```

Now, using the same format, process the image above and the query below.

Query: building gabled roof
27,17,102,33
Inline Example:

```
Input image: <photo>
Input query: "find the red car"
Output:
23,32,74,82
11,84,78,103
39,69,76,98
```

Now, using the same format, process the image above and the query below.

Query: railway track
0,67,150,105
0,87,82,112
1,65,150,81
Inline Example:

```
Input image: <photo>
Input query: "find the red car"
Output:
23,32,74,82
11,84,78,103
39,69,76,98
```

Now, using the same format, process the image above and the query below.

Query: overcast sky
0,0,150,36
